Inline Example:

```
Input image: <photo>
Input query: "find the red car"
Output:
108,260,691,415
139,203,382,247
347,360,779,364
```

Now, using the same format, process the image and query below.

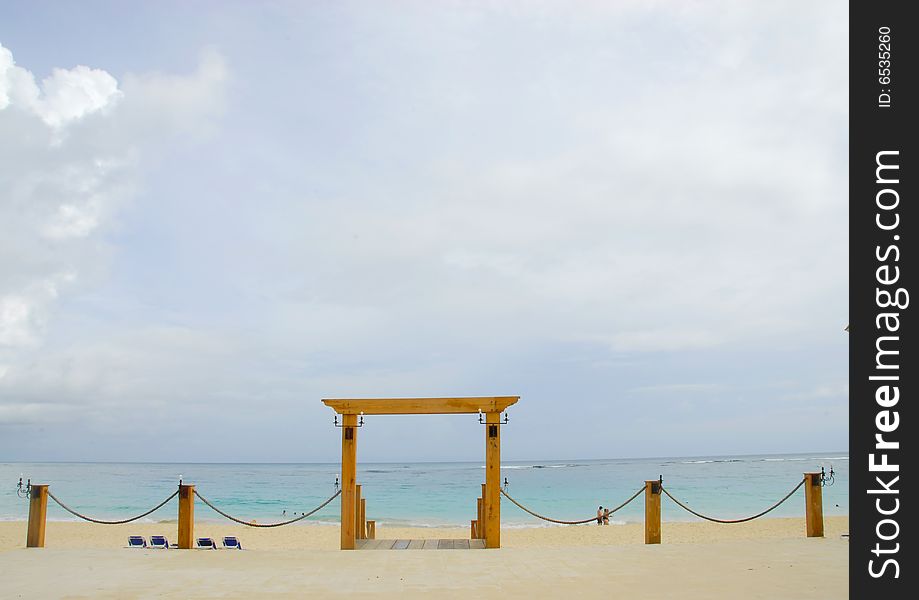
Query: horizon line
2,450,850,466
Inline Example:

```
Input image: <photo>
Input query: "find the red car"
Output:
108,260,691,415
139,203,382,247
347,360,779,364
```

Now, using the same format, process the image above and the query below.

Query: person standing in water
597,506,603,525
603,507,610,525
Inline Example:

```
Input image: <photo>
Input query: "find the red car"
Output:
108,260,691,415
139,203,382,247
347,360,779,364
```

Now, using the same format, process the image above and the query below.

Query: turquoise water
2,453,848,527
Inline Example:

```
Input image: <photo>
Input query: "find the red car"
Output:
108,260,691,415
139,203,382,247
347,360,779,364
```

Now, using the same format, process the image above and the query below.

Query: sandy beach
0,517,848,598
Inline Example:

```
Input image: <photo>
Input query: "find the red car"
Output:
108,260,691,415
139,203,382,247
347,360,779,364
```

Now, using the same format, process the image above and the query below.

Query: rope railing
193,489,341,528
36,477,812,531
660,477,806,524
47,489,179,525
500,485,646,525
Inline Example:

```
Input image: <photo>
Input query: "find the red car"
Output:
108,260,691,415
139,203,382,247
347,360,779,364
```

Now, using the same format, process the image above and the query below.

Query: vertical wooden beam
26,484,48,548
484,412,501,548
340,414,358,549
476,497,483,538
644,480,661,544
359,498,367,541
178,484,195,549
366,520,375,539
354,484,363,540
470,520,477,539
804,472,824,538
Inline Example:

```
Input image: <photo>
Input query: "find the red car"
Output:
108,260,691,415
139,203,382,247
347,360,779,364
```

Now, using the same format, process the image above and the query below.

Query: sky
0,1,848,463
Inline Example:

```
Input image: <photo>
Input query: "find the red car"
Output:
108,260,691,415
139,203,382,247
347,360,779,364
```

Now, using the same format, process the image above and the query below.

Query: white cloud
0,272,75,348
0,44,34,110
42,199,102,239
35,65,122,128
0,295,35,347
118,47,229,139
0,43,229,414
0,44,121,129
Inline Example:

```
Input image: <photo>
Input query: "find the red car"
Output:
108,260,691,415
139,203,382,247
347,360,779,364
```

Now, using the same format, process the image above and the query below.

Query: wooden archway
322,396,519,549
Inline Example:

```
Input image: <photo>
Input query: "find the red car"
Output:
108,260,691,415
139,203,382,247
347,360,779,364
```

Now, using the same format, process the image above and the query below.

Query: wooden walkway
355,539,486,550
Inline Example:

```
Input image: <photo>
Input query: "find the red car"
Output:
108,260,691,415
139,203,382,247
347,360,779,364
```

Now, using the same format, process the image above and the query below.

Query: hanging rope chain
660,477,806,524
47,489,179,525
193,489,341,528
43,478,807,529
500,485,646,525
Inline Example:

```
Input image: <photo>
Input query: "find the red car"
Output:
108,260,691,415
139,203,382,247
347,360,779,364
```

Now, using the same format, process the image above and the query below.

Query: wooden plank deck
355,539,485,550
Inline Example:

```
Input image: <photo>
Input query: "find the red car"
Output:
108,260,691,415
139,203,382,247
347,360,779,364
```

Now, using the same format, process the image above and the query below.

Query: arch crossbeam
322,396,518,415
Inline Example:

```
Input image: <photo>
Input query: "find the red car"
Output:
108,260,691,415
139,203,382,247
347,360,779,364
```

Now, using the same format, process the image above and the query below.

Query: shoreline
0,514,849,527
0,516,848,552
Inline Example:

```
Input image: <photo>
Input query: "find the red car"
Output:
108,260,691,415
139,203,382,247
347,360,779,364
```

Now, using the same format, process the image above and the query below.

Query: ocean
2,453,848,527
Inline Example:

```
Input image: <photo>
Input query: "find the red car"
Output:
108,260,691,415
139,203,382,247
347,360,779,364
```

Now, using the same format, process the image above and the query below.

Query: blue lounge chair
196,537,217,549
127,536,147,548
222,536,242,550
150,535,169,549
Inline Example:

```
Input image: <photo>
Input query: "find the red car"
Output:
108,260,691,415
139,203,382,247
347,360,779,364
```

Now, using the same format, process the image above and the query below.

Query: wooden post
366,520,375,539
26,484,48,548
476,497,484,538
644,480,661,544
354,484,363,540
340,414,358,549
471,520,477,539
804,472,824,538
178,484,195,549
484,412,501,548
359,498,367,541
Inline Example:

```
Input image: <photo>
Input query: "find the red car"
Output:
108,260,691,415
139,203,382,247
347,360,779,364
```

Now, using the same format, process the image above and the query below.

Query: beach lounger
196,537,217,549
127,536,147,548
222,536,242,550
150,535,169,549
